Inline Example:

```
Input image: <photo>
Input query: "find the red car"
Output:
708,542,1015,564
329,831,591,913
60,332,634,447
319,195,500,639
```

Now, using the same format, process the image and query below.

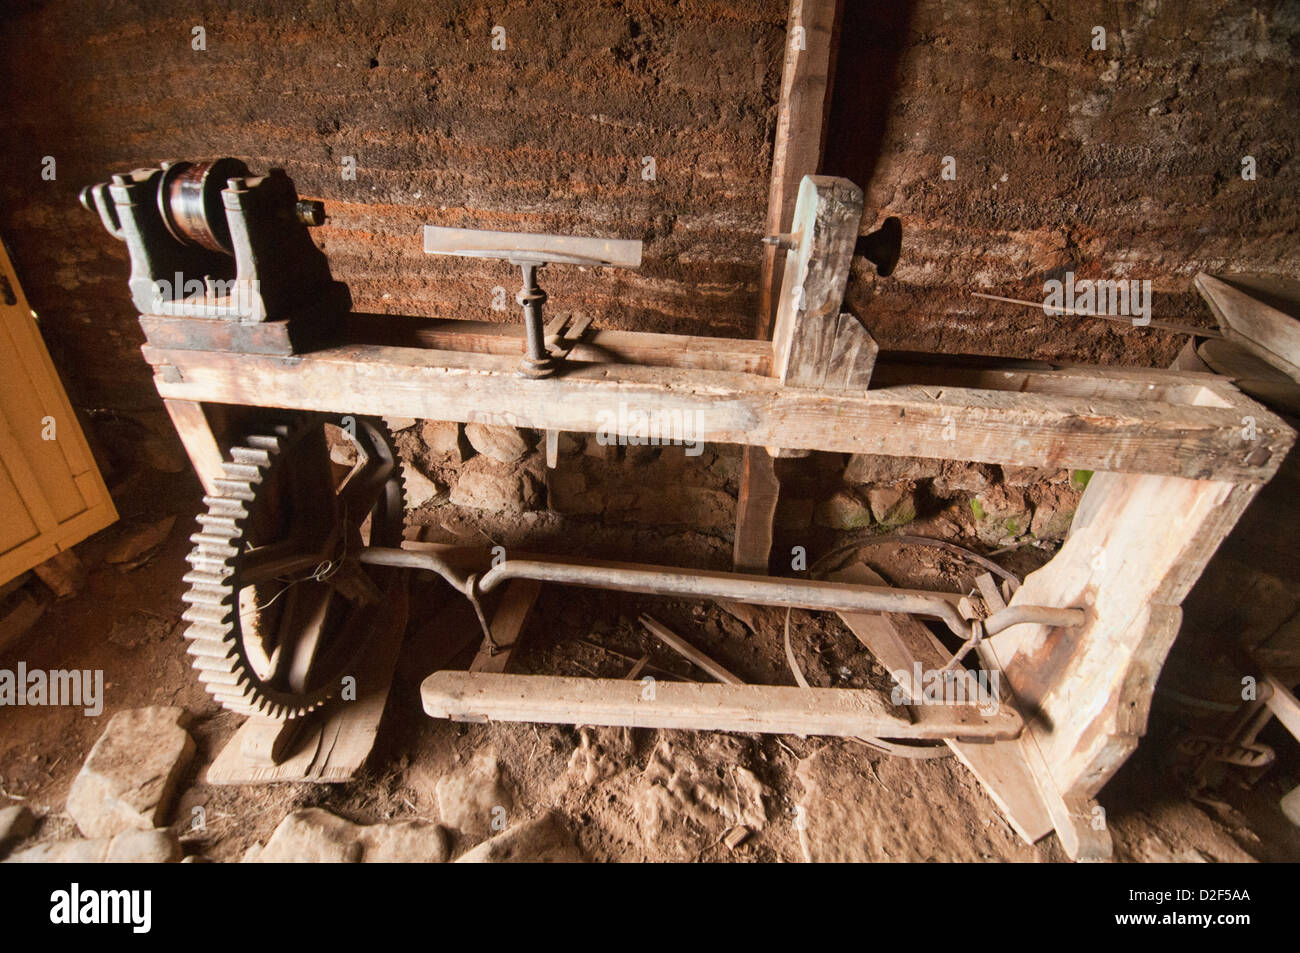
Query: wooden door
0,237,116,585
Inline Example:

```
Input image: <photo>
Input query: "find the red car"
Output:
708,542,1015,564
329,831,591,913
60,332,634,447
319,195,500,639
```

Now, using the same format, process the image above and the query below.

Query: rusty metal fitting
296,200,326,226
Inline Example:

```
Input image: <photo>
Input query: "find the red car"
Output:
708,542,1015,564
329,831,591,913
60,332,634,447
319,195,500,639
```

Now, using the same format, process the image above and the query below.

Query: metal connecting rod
984,604,1087,636
473,556,972,637
358,547,1085,642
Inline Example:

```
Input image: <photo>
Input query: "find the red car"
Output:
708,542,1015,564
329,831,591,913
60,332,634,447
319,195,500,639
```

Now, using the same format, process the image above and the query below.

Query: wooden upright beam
759,0,842,340
770,175,869,388
162,399,225,496
987,472,1264,799
736,0,841,573
733,445,782,573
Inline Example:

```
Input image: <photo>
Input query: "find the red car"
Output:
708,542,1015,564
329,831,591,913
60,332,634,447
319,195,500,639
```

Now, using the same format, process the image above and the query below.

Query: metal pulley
156,158,251,254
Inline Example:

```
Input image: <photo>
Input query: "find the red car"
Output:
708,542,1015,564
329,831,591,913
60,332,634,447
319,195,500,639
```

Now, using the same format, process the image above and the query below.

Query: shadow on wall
820,1,919,195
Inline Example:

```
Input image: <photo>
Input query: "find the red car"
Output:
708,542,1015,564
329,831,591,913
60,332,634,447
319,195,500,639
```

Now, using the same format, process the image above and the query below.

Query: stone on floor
247,807,451,863
455,812,582,863
66,706,195,839
5,829,180,863
436,751,514,844
867,485,917,528
814,490,872,530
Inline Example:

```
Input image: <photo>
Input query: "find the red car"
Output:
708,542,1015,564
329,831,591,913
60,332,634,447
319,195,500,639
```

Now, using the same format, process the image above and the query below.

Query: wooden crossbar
142,339,1291,482
420,671,1022,740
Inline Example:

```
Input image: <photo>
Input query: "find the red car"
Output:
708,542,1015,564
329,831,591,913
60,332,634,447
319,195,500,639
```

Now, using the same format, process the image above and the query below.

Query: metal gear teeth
178,418,404,722
180,429,304,719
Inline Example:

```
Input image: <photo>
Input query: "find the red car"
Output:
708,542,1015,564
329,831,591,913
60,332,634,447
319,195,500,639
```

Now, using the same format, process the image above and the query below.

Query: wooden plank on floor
420,671,1023,740
206,570,410,784
831,564,1055,843
640,613,744,685
469,578,542,675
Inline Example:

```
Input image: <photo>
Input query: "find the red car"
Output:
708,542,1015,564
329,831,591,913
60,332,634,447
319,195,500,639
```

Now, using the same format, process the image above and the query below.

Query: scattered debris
722,825,750,850
104,517,176,570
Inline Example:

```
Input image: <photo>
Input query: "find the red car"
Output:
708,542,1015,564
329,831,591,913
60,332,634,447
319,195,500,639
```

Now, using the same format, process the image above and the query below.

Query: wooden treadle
420,671,1022,740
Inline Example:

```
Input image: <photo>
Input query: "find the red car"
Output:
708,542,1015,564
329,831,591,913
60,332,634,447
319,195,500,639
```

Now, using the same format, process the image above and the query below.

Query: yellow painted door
0,237,116,585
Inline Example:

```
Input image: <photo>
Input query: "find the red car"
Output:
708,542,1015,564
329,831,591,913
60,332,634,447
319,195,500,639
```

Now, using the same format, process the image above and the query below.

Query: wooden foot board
419,671,1022,741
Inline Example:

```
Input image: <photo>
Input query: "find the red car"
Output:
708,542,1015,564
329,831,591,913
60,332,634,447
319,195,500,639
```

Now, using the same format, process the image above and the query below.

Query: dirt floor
3,431,1299,864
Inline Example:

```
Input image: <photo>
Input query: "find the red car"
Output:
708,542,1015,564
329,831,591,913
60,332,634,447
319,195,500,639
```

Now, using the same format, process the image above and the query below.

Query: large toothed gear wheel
181,414,406,720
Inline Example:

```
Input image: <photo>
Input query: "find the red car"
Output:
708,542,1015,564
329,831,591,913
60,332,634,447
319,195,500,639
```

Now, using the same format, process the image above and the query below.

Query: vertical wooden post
734,0,842,573
733,448,783,572
758,0,842,341
770,175,869,388
163,399,227,496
